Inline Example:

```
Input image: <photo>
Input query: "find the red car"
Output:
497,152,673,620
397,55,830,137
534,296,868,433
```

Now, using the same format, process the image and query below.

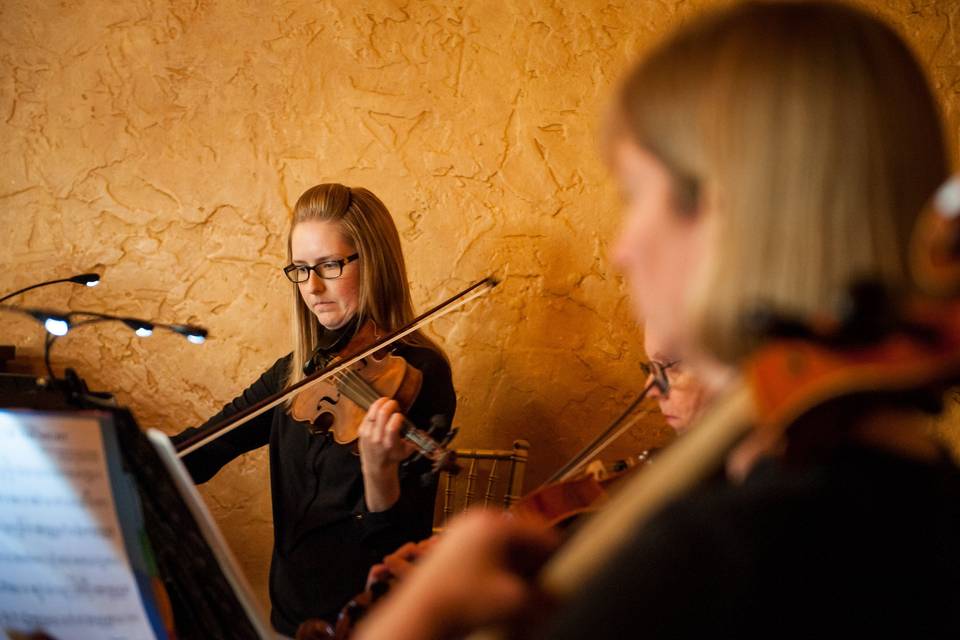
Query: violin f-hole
307,411,336,436
317,393,340,408
305,393,341,436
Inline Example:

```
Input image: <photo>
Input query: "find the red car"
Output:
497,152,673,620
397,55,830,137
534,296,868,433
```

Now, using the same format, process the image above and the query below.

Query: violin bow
540,381,660,486
538,383,753,597
175,277,498,457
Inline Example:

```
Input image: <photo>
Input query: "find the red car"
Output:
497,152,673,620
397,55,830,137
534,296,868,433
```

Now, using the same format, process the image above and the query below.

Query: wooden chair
434,439,530,531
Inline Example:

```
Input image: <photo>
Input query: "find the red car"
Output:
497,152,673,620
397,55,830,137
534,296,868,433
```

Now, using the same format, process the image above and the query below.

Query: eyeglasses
283,253,359,283
640,359,678,395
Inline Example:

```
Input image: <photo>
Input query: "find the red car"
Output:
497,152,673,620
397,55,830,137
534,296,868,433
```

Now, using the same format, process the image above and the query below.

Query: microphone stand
1,304,208,408
0,272,101,373
0,272,101,303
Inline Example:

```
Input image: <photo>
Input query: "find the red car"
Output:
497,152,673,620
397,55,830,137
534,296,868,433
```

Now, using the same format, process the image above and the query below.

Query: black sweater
171,344,456,635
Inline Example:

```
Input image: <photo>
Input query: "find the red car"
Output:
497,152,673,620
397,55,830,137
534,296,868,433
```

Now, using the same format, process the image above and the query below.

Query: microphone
0,272,101,303
0,304,208,383
5,307,208,344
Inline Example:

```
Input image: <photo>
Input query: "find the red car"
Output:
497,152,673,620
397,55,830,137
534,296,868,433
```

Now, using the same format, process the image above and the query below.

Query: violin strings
337,368,431,445
323,365,438,455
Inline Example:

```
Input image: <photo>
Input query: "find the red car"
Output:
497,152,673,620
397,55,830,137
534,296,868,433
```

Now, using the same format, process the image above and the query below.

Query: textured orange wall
2,0,958,610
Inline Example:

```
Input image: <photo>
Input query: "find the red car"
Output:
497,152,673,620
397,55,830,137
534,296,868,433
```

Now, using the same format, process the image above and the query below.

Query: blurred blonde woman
354,3,958,638
174,183,455,635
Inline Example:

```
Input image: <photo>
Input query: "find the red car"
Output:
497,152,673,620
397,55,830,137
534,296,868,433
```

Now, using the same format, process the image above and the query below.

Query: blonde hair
286,183,442,387
615,1,949,363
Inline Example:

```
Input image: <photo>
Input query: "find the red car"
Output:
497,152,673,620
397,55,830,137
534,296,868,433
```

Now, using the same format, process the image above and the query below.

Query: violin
510,454,652,528
289,319,459,473
174,277,497,464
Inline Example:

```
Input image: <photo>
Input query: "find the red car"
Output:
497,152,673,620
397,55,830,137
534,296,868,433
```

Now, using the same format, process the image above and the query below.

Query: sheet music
0,411,158,639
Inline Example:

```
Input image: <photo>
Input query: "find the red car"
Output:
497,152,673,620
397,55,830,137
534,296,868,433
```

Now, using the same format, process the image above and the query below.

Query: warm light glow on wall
2,0,956,608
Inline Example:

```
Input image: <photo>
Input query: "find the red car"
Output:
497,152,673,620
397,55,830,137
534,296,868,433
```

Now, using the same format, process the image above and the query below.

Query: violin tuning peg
424,415,459,446
440,426,458,447
425,414,445,436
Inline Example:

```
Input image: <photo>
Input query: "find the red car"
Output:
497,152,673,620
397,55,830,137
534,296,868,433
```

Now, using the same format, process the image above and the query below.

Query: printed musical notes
0,411,159,639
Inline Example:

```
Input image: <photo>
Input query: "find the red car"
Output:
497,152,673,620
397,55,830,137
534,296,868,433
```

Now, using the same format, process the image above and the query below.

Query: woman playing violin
172,183,456,635
354,3,960,638
643,326,713,435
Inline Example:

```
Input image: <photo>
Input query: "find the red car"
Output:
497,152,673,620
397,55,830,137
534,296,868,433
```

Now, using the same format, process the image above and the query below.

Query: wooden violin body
512,455,649,528
290,321,423,444
284,320,457,473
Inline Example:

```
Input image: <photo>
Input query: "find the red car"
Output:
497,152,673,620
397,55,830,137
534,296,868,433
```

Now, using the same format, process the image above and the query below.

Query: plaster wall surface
2,0,958,612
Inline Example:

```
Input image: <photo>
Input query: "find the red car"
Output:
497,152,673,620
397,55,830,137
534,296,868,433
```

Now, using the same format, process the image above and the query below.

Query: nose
305,269,326,293
647,375,662,399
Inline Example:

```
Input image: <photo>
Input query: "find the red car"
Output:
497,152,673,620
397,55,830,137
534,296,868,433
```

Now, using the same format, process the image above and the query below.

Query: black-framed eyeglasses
283,253,359,283
640,359,678,395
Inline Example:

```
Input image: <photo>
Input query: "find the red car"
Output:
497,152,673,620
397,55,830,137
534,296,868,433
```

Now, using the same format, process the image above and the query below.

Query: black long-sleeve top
171,344,456,635
541,444,960,638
